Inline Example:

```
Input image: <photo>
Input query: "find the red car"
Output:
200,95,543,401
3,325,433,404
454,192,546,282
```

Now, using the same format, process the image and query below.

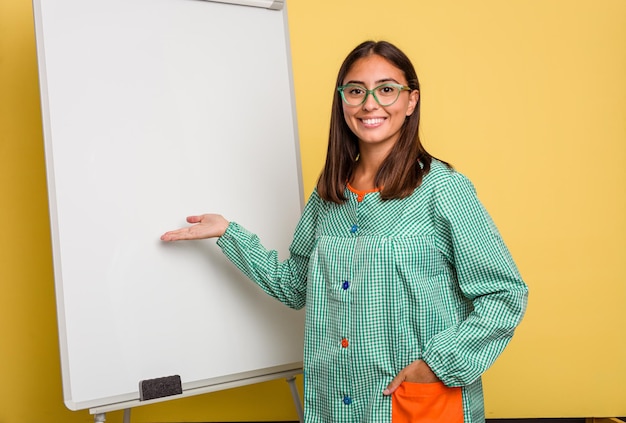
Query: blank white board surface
33,0,305,412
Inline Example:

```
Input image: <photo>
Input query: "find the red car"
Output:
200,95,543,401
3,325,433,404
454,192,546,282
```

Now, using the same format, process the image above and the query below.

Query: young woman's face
341,54,418,152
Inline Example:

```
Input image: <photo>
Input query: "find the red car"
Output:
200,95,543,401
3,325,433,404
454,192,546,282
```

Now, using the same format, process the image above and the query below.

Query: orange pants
392,382,463,422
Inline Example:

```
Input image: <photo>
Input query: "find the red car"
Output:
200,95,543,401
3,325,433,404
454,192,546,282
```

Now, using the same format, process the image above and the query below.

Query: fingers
160,232,176,241
160,228,191,241
186,215,204,224
161,214,229,241
160,215,206,241
383,373,405,396
383,360,441,396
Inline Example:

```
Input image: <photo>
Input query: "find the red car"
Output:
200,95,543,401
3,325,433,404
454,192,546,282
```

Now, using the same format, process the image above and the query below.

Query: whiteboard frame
202,0,284,10
90,369,301,414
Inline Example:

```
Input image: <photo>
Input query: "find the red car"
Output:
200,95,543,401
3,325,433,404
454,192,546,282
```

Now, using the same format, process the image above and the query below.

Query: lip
359,117,386,128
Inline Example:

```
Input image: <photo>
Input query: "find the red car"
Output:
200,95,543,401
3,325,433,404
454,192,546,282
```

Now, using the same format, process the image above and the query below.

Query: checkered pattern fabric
217,160,528,423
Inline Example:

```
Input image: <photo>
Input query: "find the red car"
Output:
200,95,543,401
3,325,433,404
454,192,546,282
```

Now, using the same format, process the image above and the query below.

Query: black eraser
139,375,182,401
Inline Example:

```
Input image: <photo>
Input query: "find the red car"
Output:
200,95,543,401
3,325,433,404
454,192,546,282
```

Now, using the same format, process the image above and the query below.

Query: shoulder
305,188,323,209
298,188,326,223
422,159,475,195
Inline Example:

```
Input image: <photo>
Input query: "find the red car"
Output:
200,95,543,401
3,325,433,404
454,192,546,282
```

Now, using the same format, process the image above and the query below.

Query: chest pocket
393,235,448,282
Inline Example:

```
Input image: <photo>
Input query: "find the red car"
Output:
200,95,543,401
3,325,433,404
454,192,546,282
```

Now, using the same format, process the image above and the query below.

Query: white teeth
362,118,384,125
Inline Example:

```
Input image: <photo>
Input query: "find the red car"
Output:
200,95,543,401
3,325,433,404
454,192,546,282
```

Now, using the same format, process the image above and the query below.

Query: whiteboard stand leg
93,409,129,423
286,376,304,423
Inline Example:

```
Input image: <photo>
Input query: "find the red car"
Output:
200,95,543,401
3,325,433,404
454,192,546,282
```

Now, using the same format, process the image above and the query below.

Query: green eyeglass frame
337,83,412,107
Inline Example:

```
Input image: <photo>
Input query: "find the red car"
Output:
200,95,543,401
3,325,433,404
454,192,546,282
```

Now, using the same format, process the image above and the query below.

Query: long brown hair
316,40,448,203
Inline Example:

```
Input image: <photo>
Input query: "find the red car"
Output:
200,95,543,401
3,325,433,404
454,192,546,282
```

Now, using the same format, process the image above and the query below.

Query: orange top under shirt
346,182,379,203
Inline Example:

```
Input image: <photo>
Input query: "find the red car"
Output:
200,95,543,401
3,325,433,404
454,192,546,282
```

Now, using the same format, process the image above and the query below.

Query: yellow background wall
1,0,624,422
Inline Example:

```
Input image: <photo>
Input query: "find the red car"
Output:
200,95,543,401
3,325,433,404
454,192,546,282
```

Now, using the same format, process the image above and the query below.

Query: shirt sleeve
422,171,528,386
215,191,321,310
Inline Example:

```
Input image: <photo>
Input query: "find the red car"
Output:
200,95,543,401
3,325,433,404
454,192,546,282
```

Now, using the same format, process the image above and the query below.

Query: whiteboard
33,0,305,412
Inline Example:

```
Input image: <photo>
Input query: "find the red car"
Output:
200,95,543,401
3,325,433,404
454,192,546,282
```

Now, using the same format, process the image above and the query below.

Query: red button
341,338,349,348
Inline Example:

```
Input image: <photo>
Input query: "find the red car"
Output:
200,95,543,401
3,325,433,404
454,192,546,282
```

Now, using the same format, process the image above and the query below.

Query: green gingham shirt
217,160,528,423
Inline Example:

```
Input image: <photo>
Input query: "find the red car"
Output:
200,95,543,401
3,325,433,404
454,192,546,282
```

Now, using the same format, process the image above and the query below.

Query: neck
350,143,391,190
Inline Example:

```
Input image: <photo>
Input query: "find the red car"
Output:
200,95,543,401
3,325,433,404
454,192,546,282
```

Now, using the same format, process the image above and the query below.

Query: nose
362,92,379,111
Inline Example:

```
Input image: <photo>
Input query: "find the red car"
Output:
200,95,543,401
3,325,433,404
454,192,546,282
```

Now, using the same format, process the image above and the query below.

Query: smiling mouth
361,118,386,126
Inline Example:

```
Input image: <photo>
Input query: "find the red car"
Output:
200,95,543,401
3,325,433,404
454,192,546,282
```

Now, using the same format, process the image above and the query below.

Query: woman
161,40,528,423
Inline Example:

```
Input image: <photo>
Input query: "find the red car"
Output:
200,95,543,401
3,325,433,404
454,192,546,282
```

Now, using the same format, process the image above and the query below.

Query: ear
406,90,419,117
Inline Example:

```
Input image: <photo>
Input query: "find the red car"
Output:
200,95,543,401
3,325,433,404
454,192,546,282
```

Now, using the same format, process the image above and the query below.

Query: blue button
350,224,358,233
343,395,352,405
342,280,350,290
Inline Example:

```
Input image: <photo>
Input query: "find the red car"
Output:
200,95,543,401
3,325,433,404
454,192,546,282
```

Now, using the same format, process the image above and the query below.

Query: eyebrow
344,77,401,86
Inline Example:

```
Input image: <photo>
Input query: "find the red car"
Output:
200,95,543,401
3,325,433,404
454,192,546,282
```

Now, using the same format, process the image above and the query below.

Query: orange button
341,338,349,348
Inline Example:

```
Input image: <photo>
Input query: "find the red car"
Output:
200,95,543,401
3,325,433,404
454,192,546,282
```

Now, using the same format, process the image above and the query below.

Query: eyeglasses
337,83,412,107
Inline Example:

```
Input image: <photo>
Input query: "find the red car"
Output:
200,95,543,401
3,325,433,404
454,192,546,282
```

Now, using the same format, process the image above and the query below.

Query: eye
347,86,365,96
377,84,398,96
